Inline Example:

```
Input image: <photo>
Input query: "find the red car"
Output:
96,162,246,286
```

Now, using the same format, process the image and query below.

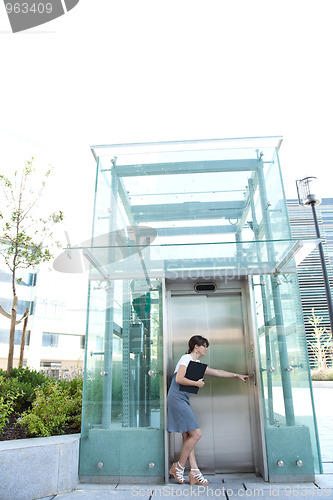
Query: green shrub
0,368,48,412
0,396,13,433
58,376,83,395
18,378,82,437
57,376,83,431
0,376,24,432
8,367,48,387
311,368,333,381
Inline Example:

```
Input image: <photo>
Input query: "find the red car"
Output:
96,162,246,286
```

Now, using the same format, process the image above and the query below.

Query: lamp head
296,176,321,207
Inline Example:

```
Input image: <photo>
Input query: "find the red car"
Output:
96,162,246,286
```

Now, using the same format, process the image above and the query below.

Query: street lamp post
296,176,333,339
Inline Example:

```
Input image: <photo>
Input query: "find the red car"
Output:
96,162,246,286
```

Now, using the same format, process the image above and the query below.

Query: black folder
179,361,207,394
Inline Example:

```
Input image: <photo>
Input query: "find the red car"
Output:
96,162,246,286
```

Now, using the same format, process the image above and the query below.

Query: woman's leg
178,428,202,467
181,430,209,485
182,432,199,469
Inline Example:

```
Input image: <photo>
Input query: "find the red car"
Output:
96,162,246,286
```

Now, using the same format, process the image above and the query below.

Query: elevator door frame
163,277,268,481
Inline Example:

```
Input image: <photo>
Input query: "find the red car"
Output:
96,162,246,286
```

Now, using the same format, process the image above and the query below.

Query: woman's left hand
237,374,252,382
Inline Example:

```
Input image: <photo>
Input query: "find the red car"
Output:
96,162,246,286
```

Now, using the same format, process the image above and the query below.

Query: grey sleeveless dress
167,373,200,433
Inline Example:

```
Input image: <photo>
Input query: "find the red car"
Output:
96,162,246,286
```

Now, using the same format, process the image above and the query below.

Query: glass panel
67,238,316,281
252,274,321,480
79,276,164,479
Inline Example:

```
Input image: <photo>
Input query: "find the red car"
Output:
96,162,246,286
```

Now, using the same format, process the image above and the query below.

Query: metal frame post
248,178,274,424
256,157,295,426
310,202,333,338
101,160,118,428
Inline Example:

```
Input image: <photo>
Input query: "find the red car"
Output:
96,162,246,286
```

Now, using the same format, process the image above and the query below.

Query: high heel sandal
169,461,185,484
189,468,209,485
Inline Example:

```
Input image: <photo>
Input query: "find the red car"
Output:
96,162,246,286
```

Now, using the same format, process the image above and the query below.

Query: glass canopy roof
55,137,319,278
90,136,283,161
55,237,318,281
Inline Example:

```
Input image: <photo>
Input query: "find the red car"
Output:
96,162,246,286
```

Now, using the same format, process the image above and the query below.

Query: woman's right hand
196,378,205,388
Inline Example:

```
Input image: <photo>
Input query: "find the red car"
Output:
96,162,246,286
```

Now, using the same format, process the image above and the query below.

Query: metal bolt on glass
149,462,155,469
296,460,303,467
286,366,293,372
148,370,162,376
97,462,104,469
268,367,275,373
100,371,108,377
277,460,284,468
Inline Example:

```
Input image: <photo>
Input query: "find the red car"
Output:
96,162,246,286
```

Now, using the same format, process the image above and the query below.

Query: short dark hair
187,335,209,354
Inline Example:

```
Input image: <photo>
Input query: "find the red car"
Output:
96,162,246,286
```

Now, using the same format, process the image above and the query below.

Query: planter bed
0,433,80,500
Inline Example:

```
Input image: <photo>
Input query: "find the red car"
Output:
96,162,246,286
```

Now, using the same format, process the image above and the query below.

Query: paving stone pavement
47,476,333,500
39,388,333,500
47,469,333,500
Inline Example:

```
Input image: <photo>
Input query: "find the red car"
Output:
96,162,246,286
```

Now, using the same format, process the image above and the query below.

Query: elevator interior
167,279,259,475
72,137,321,483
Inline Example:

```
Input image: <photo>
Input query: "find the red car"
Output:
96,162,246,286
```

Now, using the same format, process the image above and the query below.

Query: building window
0,297,32,315
0,269,37,287
41,332,85,349
42,333,59,347
27,273,37,287
40,361,61,368
29,301,35,315
0,329,30,345
0,269,11,283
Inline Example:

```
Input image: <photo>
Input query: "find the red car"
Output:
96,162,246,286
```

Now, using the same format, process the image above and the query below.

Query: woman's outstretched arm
205,366,251,382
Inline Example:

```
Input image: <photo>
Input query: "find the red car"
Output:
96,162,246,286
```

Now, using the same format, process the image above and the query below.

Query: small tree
0,159,63,375
308,308,333,369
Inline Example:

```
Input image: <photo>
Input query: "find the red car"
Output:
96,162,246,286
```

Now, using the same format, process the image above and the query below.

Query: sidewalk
40,387,333,500
43,470,333,500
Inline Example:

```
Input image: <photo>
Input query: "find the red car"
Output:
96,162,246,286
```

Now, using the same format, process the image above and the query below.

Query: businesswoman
167,335,250,486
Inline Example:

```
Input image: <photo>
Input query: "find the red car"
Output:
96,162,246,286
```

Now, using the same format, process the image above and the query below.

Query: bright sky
1,0,333,249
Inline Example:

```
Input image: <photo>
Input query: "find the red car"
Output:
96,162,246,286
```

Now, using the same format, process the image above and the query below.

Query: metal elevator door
168,292,255,473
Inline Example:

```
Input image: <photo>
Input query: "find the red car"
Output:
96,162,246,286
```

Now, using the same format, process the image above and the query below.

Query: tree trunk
19,307,29,368
7,295,18,376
